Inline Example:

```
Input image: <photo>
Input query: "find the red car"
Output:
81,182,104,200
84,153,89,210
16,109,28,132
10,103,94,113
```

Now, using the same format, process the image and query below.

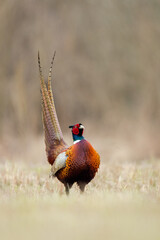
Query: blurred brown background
0,0,160,161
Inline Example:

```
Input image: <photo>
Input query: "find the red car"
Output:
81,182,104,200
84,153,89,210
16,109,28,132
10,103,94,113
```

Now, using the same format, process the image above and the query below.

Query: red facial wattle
72,127,79,135
72,124,80,135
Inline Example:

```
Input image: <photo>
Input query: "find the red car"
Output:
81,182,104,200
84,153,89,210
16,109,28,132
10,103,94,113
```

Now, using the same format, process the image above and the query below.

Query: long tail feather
38,52,68,164
38,52,62,139
48,51,56,105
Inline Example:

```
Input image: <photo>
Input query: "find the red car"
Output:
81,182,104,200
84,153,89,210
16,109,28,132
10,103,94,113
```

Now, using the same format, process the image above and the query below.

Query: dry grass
0,158,160,240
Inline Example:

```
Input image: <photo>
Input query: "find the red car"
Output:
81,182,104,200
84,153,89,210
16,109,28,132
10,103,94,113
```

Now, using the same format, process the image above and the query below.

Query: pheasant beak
79,125,85,129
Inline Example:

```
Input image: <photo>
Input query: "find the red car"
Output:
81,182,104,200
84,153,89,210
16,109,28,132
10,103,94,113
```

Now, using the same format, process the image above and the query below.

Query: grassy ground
0,159,160,240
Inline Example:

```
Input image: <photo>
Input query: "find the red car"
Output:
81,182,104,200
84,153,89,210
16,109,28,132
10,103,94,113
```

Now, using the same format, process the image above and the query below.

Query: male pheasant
38,52,100,195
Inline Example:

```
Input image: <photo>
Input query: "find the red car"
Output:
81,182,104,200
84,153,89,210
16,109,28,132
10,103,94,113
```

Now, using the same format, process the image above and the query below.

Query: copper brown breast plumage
38,52,100,194
56,139,100,184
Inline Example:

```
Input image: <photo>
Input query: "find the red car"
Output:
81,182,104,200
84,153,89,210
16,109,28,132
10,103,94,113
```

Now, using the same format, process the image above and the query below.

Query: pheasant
38,52,100,195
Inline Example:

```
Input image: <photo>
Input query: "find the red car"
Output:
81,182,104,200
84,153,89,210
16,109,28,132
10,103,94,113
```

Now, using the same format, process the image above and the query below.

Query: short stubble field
0,155,160,240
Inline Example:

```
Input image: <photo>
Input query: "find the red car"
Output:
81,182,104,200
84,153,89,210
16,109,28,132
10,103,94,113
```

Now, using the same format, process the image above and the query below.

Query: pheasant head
69,123,85,142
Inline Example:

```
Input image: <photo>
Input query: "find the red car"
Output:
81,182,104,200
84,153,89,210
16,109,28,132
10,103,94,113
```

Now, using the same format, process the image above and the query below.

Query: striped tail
38,52,68,165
